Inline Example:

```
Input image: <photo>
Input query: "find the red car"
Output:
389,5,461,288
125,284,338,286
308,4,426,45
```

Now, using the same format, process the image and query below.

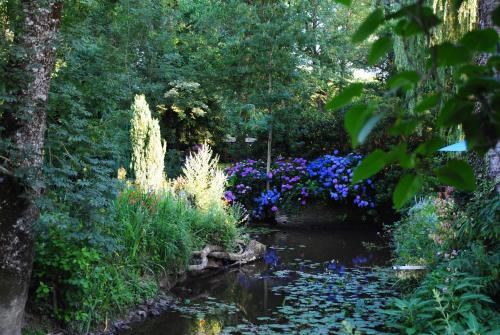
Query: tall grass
116,188,192,271
116,186,240,272
31,144,242,332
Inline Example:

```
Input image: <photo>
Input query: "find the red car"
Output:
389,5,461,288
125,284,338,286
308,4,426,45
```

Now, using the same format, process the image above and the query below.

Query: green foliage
389,173,500,334
368,36,393,65
435,159,476,191
325,83,364,110
332,1,500,208
116,188,193,269
117,186,239,257
352,9,385,44
387,272,500,334
391,198,445,266
33,214,158,332
32,184,240,331
352,149,386,183
392,174,424,210
344,103,381,147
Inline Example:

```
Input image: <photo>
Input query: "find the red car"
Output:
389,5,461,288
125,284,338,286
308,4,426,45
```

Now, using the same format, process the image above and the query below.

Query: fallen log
188,245,224,272
188,239,266,274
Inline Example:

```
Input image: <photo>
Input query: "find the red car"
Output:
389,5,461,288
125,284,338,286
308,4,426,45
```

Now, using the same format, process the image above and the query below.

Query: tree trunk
266,123,273,191
266,68,273,191
477,0,500,193
0,2,62,334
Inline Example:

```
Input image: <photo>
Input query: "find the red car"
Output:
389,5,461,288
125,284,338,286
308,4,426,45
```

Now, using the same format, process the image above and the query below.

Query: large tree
0,1,62,334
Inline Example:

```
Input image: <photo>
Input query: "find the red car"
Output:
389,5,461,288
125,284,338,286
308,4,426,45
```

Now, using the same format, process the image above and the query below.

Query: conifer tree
130,94,166,191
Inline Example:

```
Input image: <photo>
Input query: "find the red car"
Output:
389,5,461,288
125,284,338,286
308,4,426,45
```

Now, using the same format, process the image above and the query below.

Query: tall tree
0,1,62,334
478,0,500,192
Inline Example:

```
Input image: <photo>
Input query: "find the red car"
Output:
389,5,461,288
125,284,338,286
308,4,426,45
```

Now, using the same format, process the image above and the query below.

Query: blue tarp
438,140,467,152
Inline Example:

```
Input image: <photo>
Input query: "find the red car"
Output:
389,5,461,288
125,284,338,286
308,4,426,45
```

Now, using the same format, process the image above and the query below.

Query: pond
120,224,396,335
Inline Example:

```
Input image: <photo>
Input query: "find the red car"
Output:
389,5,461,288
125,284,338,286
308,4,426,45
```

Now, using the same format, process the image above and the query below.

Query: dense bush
391,195,457,267
31,140,241,331
32,185,240,331
387,270,500,334
388,177,500,333
32,213,158,332
225,151,376,219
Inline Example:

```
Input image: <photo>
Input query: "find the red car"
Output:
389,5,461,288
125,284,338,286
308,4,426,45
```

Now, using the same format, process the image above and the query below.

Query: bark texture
0,2,62,334
477,0,500,192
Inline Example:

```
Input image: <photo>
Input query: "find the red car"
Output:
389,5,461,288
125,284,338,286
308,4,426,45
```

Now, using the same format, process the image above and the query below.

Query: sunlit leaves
352,9,385,44
434,159,476,191
325,83,364,110
368,36,393,65
393,174,424,209
344,104,381,147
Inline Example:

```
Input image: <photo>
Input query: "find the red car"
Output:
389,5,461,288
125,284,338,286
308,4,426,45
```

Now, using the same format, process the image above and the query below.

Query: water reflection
119,226,392,335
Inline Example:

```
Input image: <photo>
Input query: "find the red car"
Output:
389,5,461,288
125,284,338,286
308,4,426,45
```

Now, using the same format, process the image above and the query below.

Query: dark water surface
120,225,395,335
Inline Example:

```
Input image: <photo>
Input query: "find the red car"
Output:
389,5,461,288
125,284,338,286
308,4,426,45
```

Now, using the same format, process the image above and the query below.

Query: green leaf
393,174,424,209
359,113,383,145
325,83,364,110
393,19,422,37
452,0,465,10
458,77,500,97
460,29,499,52
368,36,393,65
486,55,500,70
344,104,381,147
386,143,408,163
414,93,441,113
352,9,385,44
465,312,479,332
400,153,416,168
492,5,500,26
437,99,474,127
352,149,387,183
435,42,471,67
387,71,420,91
333,0,352,6
434,159,476,191
415,137,445,155
389,120,418,136
385,143,415,168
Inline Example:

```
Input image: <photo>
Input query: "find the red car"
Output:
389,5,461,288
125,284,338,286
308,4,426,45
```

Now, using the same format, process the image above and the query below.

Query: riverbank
117,223,394,334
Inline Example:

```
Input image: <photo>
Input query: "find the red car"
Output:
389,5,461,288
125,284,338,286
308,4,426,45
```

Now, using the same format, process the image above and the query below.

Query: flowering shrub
391,191,461,267
225,151,375,219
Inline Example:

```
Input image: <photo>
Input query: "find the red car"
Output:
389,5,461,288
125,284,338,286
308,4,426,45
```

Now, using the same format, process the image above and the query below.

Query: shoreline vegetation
28,96,252,334
0,0,498,334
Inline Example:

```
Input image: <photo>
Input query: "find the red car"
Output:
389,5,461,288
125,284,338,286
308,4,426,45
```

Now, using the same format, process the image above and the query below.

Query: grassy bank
27,146,242,333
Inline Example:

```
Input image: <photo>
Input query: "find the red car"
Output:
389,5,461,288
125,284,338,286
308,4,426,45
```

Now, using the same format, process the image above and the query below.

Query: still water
120,224,396,335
